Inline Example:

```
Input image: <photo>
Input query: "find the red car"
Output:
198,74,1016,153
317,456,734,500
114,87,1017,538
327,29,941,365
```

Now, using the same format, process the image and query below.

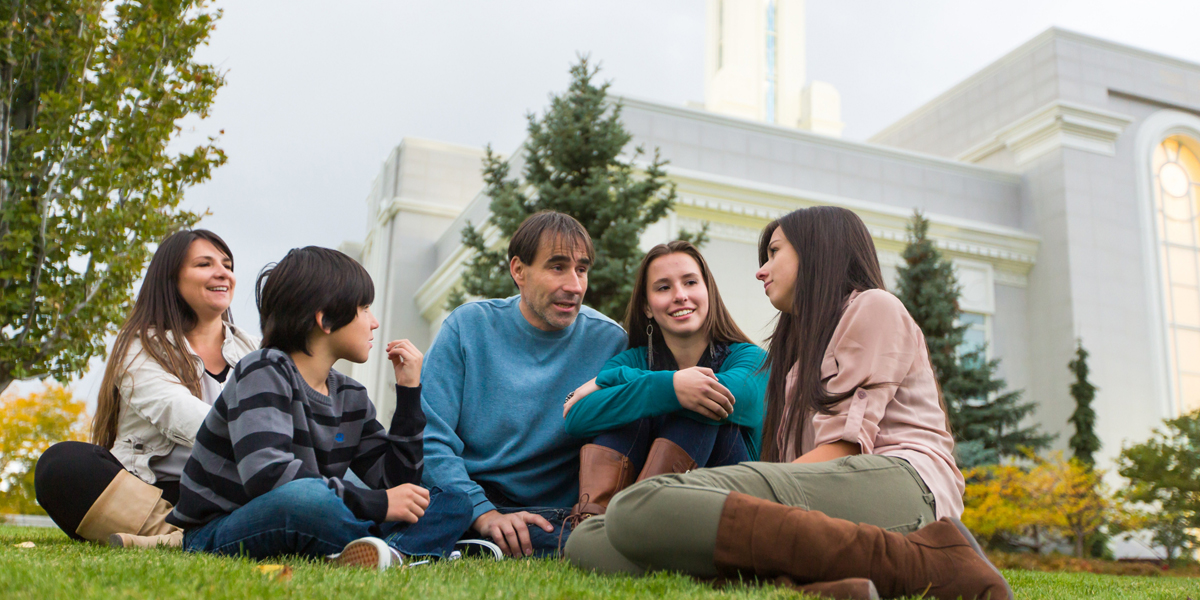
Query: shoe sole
107,534,127,549
948,518,1014,600
331,540,389,571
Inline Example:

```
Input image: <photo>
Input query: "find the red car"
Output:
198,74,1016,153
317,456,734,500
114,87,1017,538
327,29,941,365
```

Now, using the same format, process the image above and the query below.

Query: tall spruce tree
895,210,1052,466
448,56,703,320
1068,340,1101,466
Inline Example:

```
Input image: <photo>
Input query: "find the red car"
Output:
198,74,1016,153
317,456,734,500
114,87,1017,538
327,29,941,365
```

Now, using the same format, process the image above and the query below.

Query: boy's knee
270,479,343,515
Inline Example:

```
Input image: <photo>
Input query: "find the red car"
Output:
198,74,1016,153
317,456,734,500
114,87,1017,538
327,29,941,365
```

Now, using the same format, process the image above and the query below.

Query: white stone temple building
343,0,1200,476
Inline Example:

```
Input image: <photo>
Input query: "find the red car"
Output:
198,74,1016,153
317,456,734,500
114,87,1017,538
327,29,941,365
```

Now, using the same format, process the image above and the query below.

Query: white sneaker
454,538,505,561
328,537,403,571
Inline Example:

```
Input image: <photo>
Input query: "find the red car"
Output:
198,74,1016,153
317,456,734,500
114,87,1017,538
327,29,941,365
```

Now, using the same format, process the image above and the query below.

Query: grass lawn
3,525,1198,599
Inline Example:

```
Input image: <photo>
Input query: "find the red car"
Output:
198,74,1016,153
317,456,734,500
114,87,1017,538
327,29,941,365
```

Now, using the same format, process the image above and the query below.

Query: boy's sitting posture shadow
157,247,472,568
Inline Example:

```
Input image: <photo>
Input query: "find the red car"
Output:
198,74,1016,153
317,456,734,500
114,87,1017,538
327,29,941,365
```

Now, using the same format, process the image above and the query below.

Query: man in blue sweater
421,211,627,557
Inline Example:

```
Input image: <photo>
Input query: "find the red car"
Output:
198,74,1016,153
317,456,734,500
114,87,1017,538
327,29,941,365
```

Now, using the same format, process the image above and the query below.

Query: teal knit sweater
563,342,768,460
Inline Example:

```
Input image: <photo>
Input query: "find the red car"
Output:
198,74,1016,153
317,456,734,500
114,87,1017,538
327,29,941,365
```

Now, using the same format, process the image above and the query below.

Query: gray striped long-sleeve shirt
167,348,424,527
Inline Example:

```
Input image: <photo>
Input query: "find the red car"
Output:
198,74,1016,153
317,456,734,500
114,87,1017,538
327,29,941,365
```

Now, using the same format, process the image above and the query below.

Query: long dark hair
625,240,753,351
757,207,887,462
91,229,235,449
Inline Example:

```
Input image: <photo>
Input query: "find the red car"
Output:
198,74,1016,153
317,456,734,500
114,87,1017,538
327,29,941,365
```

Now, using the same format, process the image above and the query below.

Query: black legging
34,441,179,541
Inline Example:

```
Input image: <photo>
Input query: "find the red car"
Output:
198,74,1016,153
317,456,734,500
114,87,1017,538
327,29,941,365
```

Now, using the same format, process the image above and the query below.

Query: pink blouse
779,289,965,519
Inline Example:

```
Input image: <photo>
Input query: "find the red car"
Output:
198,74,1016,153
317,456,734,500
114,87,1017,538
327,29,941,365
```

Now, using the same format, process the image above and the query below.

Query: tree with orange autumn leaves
0,384,87,514
962,451,1127,558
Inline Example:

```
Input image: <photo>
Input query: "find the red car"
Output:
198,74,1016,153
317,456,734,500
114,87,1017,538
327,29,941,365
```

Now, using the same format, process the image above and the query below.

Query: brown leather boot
75,470,183,545
708,575,878,600
569,444,635,519
634,438,697,483
773,576,879,600
712,492,1012,600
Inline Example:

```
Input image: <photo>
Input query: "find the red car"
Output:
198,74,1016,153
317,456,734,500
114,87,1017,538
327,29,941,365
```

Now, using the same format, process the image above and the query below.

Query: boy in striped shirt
165,247,472,568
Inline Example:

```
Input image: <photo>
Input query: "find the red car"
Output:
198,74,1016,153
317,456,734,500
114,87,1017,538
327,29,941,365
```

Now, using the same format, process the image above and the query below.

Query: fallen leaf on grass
255,564,292,582
13,542,35,548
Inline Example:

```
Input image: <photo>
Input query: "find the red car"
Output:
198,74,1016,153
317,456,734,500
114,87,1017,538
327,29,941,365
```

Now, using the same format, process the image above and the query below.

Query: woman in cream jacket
35,229,257,548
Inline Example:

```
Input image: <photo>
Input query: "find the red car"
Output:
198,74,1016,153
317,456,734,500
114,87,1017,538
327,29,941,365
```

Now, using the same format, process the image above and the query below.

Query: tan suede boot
569,444,635,520
634,438,697,483
75,470,183,548
109,529,183,549
713,492,1012,600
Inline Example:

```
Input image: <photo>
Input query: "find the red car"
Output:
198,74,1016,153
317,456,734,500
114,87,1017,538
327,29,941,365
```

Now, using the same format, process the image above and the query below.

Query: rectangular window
765,0,777,124
957,312,989,368
717,0,724,70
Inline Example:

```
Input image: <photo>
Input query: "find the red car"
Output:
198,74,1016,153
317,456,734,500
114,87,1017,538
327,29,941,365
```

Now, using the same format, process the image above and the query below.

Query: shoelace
558,493,595,553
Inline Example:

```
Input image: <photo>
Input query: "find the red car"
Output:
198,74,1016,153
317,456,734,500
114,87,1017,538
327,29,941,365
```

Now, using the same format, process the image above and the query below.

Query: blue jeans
183,479,473,560
477,482,572,558
593,413,749,470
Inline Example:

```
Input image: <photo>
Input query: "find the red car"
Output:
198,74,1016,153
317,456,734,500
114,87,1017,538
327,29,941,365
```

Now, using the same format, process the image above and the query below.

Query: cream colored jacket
109,323,259,484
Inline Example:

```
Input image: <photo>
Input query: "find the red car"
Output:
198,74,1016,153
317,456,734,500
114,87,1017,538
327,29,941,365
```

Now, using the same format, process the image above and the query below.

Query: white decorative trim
614,95,1021,184
412,222,503,325
957,101,1133,165
1134,109,1200,419
398,136,491,158
378,196,463,221
661,163,1039,287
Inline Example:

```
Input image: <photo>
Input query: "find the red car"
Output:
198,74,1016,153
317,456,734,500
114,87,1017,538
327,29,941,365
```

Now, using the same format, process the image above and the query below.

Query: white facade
347,23,1200,481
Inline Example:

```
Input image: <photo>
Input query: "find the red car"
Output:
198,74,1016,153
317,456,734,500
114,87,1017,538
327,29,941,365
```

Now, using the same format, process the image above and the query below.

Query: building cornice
956,100,1134,165
662,164,1040,285
614,95,1021,184
869,27,1200,146
379,196,463,221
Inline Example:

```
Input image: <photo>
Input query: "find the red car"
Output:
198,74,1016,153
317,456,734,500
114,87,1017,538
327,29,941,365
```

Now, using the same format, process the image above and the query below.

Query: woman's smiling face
177,238,235,319
645,252,710,341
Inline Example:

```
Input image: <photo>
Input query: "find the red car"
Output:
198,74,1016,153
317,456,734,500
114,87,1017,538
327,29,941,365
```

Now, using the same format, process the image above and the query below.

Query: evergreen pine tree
895,210,1053,466
448,56,704,320
1068,340,1101,466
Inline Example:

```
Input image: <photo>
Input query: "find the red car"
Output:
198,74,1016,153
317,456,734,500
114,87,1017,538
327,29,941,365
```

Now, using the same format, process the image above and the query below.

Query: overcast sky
49,0,1200,403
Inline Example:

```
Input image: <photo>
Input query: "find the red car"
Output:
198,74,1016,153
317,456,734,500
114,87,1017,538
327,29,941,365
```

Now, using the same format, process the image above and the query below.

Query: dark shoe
712,492,1012,600
634,438,697,483
568,444,635,519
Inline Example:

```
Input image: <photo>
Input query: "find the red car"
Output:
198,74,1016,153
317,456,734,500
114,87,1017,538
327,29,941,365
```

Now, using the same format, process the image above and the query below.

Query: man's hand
473,509,554,557
563,378,600,417
674,367,735,420
387,339,423,387
385,483,430,523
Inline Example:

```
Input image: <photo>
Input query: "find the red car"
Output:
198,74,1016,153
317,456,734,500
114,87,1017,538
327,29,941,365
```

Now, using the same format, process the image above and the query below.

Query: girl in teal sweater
563,241,767,520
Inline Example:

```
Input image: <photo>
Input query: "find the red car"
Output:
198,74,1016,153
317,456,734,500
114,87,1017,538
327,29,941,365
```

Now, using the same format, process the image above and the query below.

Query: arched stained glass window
1153,135,1200,414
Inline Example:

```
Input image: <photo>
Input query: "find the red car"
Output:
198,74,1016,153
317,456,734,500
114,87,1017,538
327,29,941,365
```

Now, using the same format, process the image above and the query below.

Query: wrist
473,509,499,530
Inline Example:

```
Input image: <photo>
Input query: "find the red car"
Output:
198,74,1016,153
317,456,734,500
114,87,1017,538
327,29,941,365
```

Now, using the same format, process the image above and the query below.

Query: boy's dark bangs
347,261,375,307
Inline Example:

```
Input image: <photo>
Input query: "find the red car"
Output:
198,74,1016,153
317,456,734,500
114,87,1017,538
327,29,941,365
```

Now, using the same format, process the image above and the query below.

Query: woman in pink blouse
567,207,1011,600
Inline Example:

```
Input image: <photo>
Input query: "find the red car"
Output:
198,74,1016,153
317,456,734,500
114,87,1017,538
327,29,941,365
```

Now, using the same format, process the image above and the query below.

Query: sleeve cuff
840,388,875,454
389,384,426,435
471,497,497,522
341,484,389,523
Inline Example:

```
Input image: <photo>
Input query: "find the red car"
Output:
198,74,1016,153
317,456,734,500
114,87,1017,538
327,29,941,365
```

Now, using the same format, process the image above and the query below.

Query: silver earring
646,322,655,369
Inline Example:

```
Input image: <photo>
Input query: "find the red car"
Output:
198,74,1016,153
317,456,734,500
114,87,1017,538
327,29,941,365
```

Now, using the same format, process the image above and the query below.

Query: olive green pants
564,454,936,577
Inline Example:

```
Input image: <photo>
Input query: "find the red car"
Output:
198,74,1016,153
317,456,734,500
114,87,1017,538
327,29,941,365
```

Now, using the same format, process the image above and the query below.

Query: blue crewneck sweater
420,296,627,520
